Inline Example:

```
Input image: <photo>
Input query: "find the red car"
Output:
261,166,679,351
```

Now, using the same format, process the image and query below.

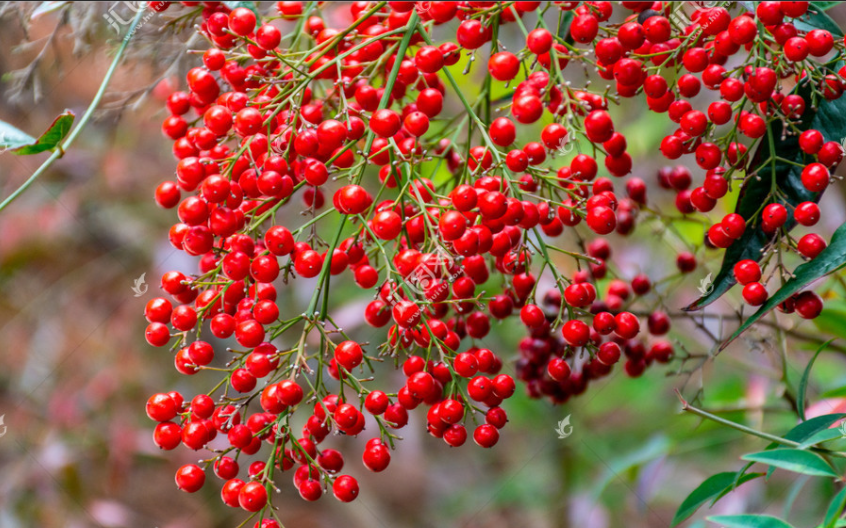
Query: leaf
794,4,844,37
742,448,838,477
707,514,796,528
556,10,574,42
812,1,841,11
821,386,846,399
824,487,846,528
797,427,845,450
671,471,762,527
799,340,836,421
0,120,36,151
686,73,846,312
30,1,69,19
723,222,846,349
781,413,846,444
1,110,74,156
813,300,846,342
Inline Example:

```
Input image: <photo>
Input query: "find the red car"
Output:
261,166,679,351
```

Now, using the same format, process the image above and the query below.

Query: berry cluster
143,1,844,525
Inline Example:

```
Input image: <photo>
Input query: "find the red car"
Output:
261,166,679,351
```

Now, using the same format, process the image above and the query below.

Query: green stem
0,6,148,213
677,390,846,459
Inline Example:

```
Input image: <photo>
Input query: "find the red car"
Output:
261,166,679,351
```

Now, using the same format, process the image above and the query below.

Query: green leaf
686,73,846,313
781,413,846,444
795,4,844,36
0,121,36,151
556,10,574,42
821,386,846,399
723,222,846,349
707,514,796,528
824,487,846,528
1,110,75,156
671,471,763,527
30,1,69,19
797,427,845,450
799,340,836,421
814,300,846,342
742,448,838,477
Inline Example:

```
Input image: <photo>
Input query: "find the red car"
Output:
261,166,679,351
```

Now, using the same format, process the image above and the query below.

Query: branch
0,5,147,213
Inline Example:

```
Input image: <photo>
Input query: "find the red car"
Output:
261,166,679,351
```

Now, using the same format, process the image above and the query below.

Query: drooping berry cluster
143,1,844,525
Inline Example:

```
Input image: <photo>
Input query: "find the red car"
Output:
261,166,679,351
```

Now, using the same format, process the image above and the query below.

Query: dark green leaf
795,4,844,36
723,223,846,349
686,74,846,312
813,300,846,342
707,514,795,528
797,427,845,450
671,471,763,527
824,487,846,528
3,110,74,156
781,413,846,444
556,11,574,42
799,340,836,421
742,448,838,477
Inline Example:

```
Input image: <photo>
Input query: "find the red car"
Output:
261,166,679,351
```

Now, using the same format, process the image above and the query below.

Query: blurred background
3,2,846,528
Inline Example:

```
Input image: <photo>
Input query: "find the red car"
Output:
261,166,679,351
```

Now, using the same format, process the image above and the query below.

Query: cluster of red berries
143,1,844,525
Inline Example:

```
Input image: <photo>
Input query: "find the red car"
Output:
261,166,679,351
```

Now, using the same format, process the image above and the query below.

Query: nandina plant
37,0,839,526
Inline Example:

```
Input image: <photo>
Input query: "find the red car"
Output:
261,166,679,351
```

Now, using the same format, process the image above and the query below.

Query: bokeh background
3,2,846,527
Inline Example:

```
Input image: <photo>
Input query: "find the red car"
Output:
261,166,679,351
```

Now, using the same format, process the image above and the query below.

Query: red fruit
562,320,590,347
734,259,762,285
794,291,823,319
473,424,500,448
488,52,520,81
801,163,830,193
335,340,364,371
742,282,768,306
175,464,205,493
332,475,359,502
527,28,553,54
370,109,401,137
798,233,827,259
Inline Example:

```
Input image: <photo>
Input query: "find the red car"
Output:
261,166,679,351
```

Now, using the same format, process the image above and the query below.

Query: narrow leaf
707,514,795,528
795,5,843,37
824,487,846,528
797,427,845,450
781,413,846,444
742,448,838,477
2,110,75,156
671,471,762,527
811,1,841,11
723,223,846,349
813,300,846,342
0,120,36,151
686,73,846,312
799,340,836,421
